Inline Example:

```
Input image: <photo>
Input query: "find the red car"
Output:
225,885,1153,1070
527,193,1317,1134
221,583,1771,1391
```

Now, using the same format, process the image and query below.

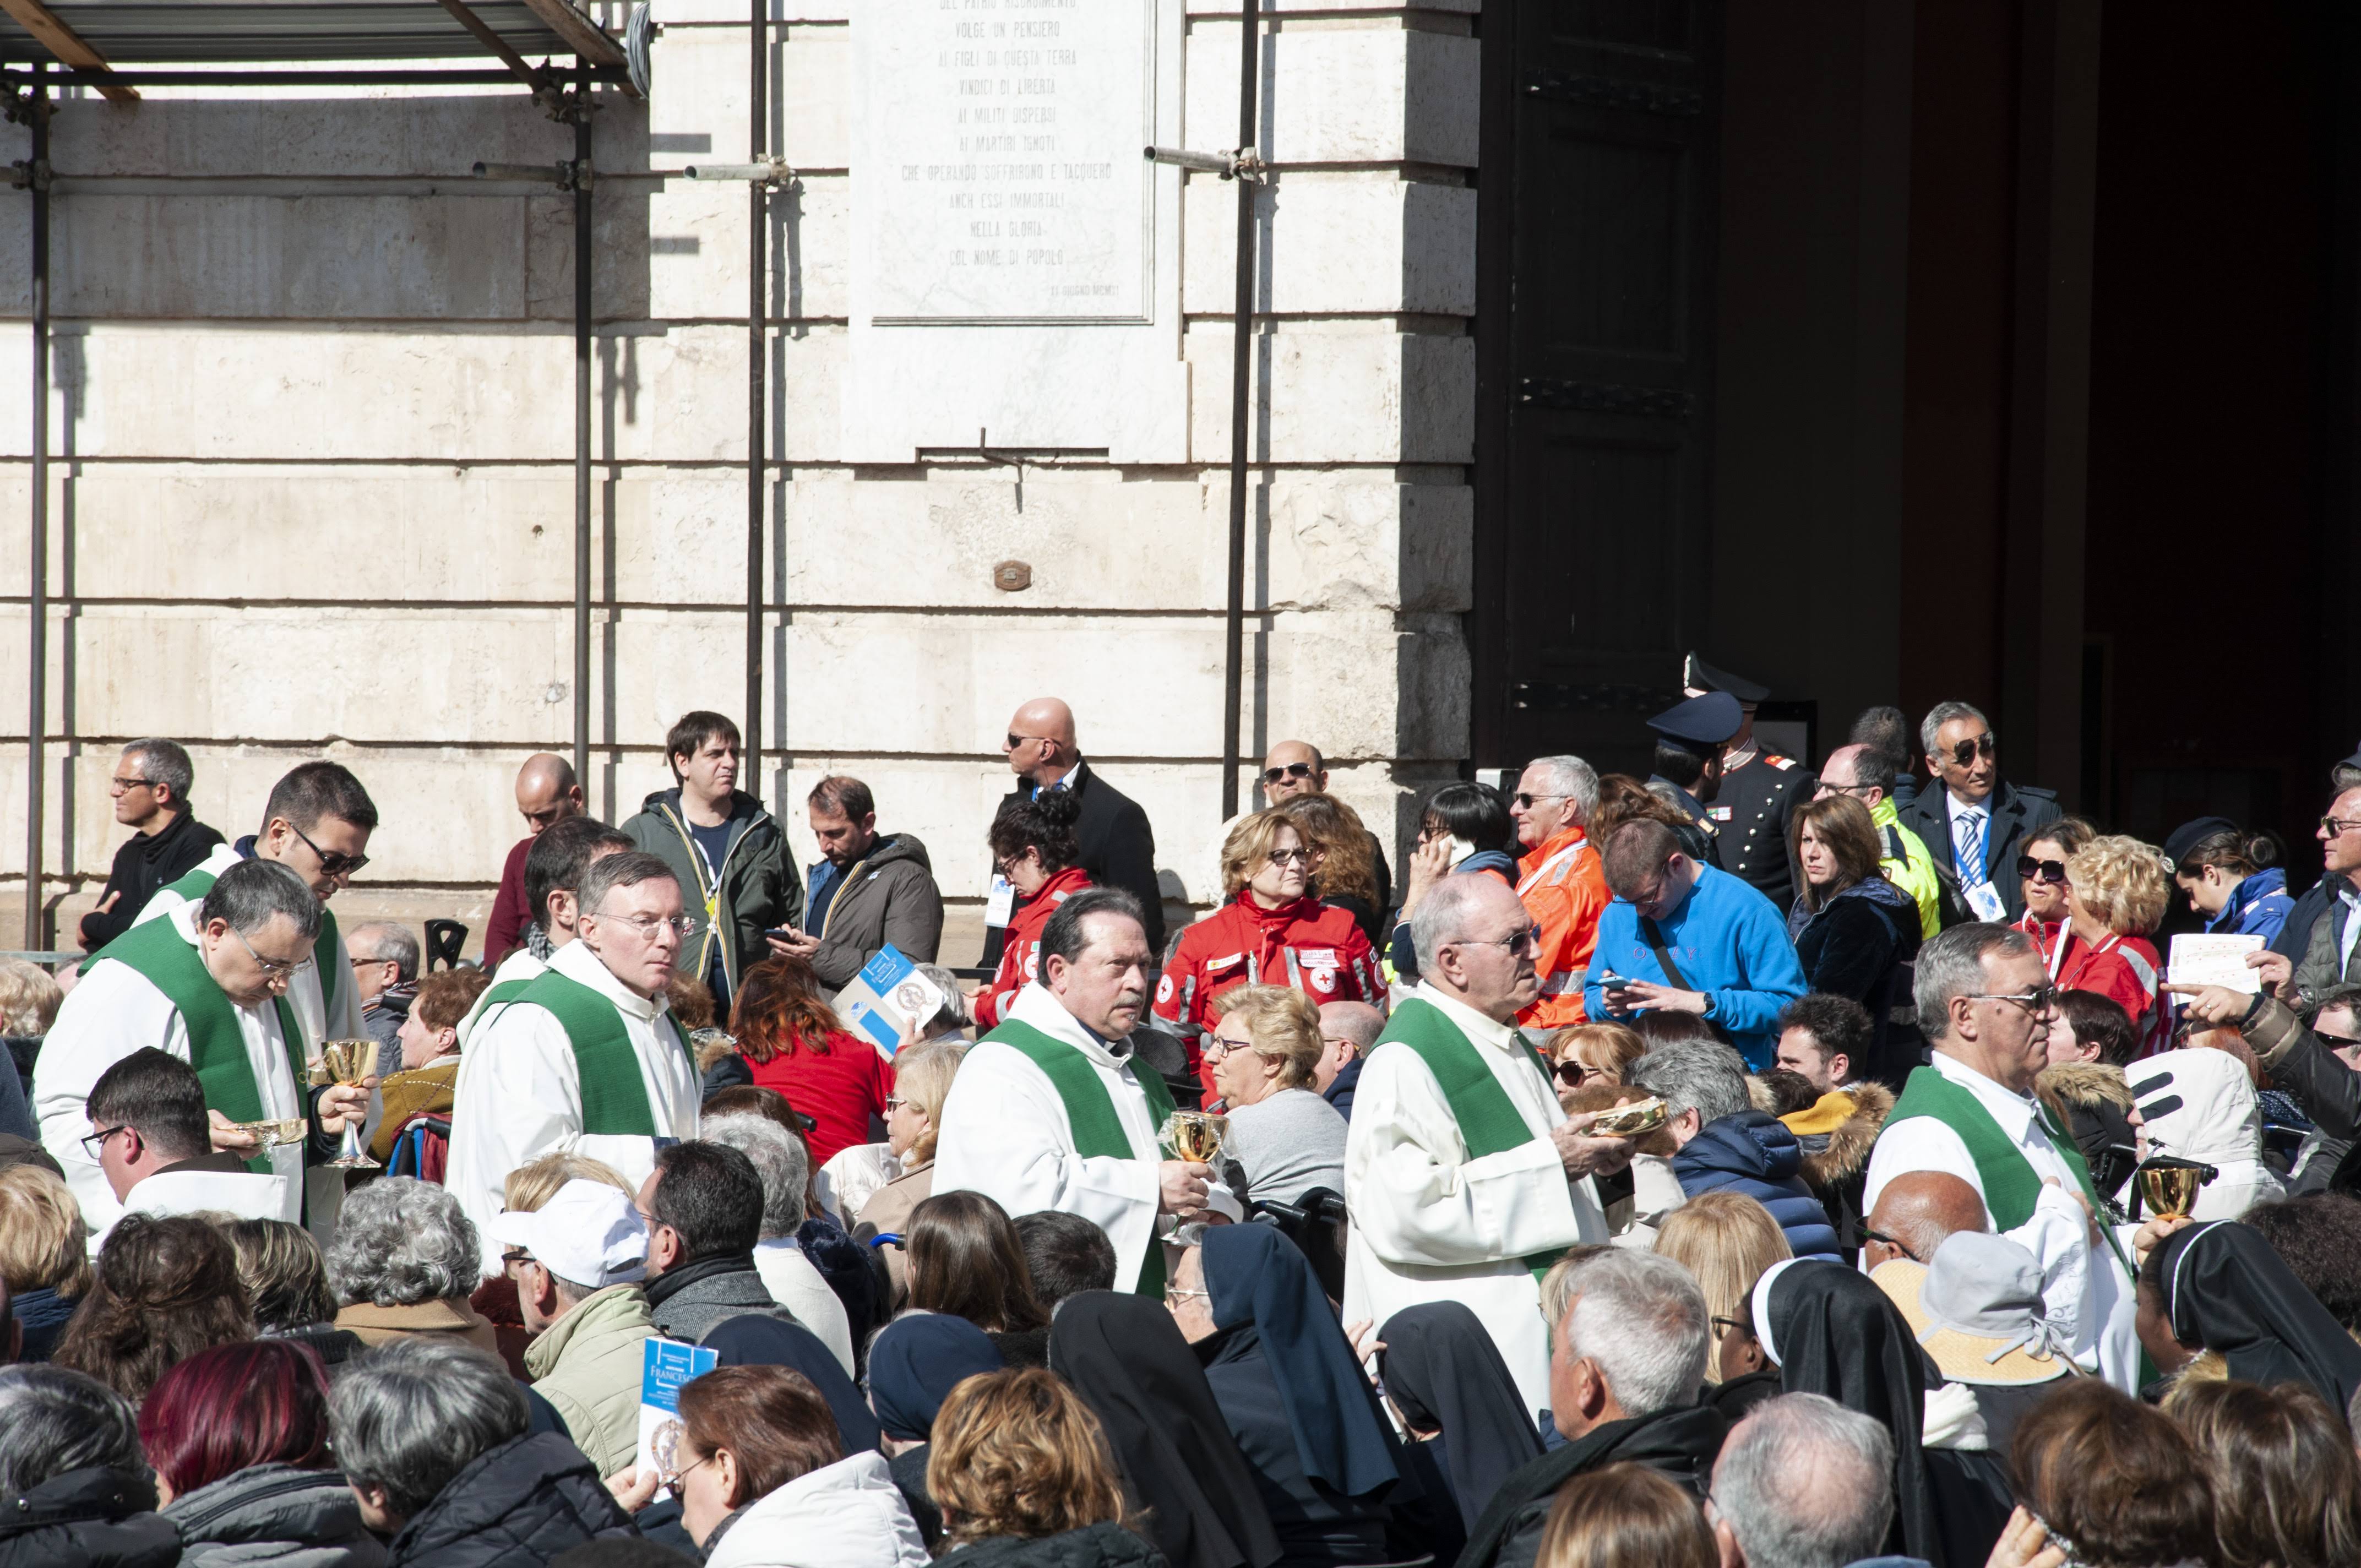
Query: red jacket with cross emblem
973,865,1094,1030
1152,890,1385,1098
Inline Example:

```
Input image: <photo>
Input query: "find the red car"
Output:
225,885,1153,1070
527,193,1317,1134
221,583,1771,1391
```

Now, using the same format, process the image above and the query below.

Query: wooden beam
0,0,138,102
512,0,628,68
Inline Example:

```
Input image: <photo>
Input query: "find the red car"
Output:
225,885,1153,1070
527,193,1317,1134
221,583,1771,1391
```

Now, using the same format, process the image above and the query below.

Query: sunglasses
289,819,370,878
1513,791,1568,809
1945,733,1999,766
2016,856,2068,884
1555,1059,1601,1087
1966,983,2060,1015
1262,761,1316,786
1859,1226,1921,1262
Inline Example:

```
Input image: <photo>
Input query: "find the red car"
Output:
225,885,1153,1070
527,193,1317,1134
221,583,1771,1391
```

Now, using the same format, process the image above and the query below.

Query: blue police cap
1647,690,1743,749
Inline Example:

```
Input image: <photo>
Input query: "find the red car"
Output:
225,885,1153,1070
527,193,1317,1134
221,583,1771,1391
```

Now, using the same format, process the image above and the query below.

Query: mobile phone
765,927,798,943
1446,835,1479,869
1598,970,1630,989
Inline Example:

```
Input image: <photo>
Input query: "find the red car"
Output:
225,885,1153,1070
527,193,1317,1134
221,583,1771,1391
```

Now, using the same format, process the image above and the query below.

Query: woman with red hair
141,1339,383,1565
731,955,896,1166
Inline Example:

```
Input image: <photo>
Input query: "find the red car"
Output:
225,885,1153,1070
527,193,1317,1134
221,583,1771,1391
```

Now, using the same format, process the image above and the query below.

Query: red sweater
974,867,1094,1030
1152,891,1384,1098
484,835,534,967
743,1031,897,1167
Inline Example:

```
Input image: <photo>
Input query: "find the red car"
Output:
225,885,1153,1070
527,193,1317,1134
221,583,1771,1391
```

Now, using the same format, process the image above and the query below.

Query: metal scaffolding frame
4,1,648,947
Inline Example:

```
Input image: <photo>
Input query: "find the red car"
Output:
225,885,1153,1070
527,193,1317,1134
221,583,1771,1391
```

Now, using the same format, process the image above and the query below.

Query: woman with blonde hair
1279,793,1388,945
1152,808,1384,1101
1652,1191,1792,1418
928,1367,1156,1568
2058,834,2174,1056
857,1038,969,1305
1532,1463,1715,1568
1204,986,1349,1205
1546,1022,1647,1111
0,1161,91,1361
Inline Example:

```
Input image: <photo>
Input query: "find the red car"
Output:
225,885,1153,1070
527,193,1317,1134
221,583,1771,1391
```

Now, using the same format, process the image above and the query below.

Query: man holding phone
1581,820,1807,1069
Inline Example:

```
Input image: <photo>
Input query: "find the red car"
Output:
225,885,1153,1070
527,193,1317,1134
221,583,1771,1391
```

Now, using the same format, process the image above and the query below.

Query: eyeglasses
1203,1035,1251,1064
659,1451,714,1494
1261,761,1316,786
1163,1286,1211,1304
1513,791,1568,809
1818,780,1878,799
2015,856,2068,884
884,1096,906,1112
1859,1226,1921,1262
501,1248,534,1270
1457,925,1542,956
231,923,314,981
1966,984,2059,1015
1555,1059,1600,1087
587,910,704,940
1945,733,1999,766
287,819,371,879
1710,1315,1754,1337
2323,817,2361,838
1266,847,1311,867
80,1124,129,1159
1006,733,1053,752
109,775,155,791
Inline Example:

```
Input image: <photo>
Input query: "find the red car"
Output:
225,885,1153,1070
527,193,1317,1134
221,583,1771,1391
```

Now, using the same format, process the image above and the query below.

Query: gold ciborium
309,1038,380,1169
1593,1096,1669,1137
227,1116,307,1150
2136,1160,2209,1222
1163,1110,1230,1166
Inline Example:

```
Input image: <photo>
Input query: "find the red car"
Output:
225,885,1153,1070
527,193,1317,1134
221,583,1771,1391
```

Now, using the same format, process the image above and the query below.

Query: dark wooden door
1471,0,1722,775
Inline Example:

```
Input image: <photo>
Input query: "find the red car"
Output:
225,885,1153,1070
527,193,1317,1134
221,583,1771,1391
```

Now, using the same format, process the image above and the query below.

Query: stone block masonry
0,1,1479,954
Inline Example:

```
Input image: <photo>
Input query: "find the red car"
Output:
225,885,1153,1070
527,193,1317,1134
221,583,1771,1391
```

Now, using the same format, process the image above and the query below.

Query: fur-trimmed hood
2035,1060,2133,1123
1785,1082,1893,1189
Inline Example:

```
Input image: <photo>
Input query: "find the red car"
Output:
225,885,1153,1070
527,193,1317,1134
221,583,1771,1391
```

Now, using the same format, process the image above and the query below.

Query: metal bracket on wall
683,155,793,189
1144,144,1269,183
7,157,47,192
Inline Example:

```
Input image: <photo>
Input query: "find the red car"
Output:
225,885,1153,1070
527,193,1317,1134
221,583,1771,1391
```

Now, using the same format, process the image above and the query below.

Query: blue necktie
1956,811,1988,889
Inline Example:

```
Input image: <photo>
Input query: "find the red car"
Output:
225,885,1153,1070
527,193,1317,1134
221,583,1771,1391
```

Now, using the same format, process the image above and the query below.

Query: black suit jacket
980,760,1163,965
1896,778,2061,928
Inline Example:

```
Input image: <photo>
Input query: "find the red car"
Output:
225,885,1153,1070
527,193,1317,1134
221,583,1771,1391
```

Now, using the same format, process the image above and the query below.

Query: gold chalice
1163,1110,1230,1166
1592,1096,1669,1137
2137,1162,2205,1222
309,1038,380,1169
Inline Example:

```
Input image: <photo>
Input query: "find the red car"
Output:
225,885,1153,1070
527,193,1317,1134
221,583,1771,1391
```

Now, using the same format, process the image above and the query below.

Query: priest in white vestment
1343,875,1633,1420
1863,923,2143,1392
446,853,704,1277
455,818,634,1048
935,887,1238,1295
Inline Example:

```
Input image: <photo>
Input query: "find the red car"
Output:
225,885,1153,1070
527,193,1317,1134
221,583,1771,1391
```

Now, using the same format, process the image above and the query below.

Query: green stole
984,1017,1178,1296
1886,1064,2131,1275
490,970,690,1138
83,918,307,1176
1375,996,1564,1279
156,862,343,1016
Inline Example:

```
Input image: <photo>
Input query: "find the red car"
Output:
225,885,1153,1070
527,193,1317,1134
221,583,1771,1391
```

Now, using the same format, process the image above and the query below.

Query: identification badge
984,874,1016,929
1965,882,2007,923
1709,806,1733,823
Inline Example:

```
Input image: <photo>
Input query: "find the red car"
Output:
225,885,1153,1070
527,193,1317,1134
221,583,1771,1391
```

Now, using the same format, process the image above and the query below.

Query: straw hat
1871,1232,2075,1387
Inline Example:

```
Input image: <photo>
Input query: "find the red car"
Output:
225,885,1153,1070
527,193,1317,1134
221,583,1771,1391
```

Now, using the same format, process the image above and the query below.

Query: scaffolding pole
744,0,764,797
1218,0,1259,819
20,62,44,948
572,57,592,785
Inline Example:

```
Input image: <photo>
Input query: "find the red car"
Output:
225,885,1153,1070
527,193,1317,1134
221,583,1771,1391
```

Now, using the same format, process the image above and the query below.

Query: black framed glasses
2016,856,2068,884
1859,1226,1921,1262
1556,1059,1600,1087
1261,761,1316,786
287,819,371,878
1007,732,1052,752
1819,780,1879,799
2323,816,2361,838
109,774,155,791
1966,984,2060,1015
1947,733,1999,766
1710,1315,1754,1338
80,1124,129,1160
1513,791,1568,809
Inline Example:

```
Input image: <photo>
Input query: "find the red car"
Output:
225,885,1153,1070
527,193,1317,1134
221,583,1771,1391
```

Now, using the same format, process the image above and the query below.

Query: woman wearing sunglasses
2009,816,2096,969
1152,810,1385,1104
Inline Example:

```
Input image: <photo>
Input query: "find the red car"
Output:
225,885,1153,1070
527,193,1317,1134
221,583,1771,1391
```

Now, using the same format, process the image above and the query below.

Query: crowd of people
2,673,2360,1568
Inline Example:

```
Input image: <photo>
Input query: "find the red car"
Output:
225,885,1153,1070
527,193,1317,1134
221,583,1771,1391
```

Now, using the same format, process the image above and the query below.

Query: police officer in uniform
1645,691,1737,870
1682,655,1812,911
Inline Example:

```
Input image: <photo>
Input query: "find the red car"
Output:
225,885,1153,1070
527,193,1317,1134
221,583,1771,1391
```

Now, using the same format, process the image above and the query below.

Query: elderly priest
1342,874,1635,1419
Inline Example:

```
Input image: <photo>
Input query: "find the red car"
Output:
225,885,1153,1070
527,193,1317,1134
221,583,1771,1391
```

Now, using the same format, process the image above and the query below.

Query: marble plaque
866,0,1154,324
848,0,1189,463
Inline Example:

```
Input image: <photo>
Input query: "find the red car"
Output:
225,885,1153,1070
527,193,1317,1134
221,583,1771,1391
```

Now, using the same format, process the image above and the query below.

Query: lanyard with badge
687,830,727,943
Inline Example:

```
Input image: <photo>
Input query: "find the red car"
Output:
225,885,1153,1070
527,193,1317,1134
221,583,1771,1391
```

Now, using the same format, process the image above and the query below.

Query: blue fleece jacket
1672,1110,1842,1261
1582,863,1808,1068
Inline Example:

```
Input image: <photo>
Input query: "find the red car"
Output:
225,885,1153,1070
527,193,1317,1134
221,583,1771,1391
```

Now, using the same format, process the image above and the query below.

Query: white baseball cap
488,1179,649,1288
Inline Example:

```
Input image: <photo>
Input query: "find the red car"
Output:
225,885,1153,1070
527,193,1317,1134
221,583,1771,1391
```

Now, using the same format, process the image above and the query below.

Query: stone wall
0,0,1478,954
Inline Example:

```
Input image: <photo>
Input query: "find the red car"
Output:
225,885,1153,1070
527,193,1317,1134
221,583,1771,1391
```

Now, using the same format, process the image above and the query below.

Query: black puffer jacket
937,1522,1169,1568
382,1434,634,1568
163,1462,385,1568
0,1466,181,1568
